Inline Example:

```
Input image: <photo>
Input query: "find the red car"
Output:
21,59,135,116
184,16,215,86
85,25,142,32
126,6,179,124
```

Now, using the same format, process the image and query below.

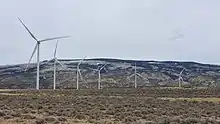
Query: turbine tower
178,68,185,88
128,63,149,88
76,57,86,90
18,18,70,90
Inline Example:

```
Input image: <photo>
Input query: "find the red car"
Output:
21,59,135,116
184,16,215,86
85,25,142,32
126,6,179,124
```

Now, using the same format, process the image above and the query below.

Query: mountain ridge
0,58,220,89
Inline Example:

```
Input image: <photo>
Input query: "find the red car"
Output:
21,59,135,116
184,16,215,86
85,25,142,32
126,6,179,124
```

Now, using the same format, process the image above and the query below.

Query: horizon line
1,57,220,66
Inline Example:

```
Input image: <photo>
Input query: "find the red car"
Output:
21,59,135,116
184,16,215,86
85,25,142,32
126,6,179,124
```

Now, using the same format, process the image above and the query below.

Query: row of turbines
18,18,186,90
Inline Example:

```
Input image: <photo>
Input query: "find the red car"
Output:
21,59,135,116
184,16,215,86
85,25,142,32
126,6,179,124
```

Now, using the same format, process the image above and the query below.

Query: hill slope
0,58,220,89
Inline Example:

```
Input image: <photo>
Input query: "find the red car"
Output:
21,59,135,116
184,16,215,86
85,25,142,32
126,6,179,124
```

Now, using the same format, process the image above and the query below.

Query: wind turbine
76,57,86,90
98,64,107,89
90,63,107,89
18,18,70,90
178,68,185,88
52,41,66,90
128,63,149,88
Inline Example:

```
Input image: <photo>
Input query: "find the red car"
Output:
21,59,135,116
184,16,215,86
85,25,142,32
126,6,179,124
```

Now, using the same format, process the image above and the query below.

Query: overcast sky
1,0,220,65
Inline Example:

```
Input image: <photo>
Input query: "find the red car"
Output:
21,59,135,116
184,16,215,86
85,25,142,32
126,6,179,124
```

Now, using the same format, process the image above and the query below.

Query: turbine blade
136,73,149,81
78,70,83,81
82,56,87,60
104,67,108,72
49,58,55,63
179,68,185,75
127,74,135,79
78,56,87,66
56,59,64,67
25,43,38,71
39,36,71,42
100,64,107,70
56,59,69,71
42,59,54,65
54,40,59,58
18,17,38,41
180,77,183,81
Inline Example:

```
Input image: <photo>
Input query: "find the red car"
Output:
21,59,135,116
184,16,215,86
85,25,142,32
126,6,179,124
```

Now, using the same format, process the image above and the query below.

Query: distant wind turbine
177,68,185,88
18,17,70,90
52,41,66,90
76,57,86,90
90,63,107,89
128,63,149,88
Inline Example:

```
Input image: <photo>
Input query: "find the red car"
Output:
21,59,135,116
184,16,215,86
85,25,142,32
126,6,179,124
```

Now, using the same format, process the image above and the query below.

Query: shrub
44,116,56,122
11,111,21,117
158,118,170,124
183,117,199,124
0,110,6,117
75,114,86,120
3,115,12,119
58,117,67,122
35,118,45,124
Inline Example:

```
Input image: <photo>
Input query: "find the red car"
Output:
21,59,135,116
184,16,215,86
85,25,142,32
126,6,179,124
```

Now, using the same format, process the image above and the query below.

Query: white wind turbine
128,63,149,88
98,64,107,89
52,41,66,90
90,63,107,89
178,68,185,88
18,18,70,90
76,57,86,90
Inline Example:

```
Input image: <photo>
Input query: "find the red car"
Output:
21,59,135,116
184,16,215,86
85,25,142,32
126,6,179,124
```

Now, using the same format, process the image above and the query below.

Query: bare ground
0,88,220,124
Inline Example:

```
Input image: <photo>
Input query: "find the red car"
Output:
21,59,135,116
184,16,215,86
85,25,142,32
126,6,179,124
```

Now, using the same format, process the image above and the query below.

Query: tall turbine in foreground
178,68,185,88
76,57,86,90
18,18,70,90
128,63,149,88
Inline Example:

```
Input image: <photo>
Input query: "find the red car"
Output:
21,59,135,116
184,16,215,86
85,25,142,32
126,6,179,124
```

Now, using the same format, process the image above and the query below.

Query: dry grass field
0,88,220,124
